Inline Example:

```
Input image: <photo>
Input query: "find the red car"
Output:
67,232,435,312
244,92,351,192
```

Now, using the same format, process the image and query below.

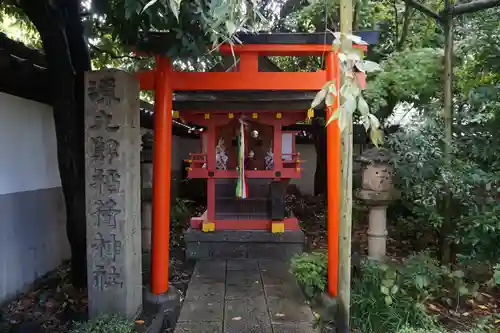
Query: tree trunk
20,0,90,288
397,4,413,51
338,0,354,328
440,4,454,265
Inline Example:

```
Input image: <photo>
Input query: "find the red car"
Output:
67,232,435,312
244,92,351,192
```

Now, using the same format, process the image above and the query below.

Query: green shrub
290,251,482,333
396,326,446,333
351,253,483,333
494,264,500,285
387,116,500,263
351,259,438,333
170,198,194,246
290,251,327,298
70,314,133,333
171,198,192,223
396,325,491,333
399,253,476,306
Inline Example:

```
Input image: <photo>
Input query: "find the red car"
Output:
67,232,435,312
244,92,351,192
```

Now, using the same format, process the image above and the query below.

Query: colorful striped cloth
235,119,248,199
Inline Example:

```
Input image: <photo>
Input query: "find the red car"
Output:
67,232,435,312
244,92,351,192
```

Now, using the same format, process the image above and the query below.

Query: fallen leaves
428,303,441,312
0,263,87,332
0,248,196,333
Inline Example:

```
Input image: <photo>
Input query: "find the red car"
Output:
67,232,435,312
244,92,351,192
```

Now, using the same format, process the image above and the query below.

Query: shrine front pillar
205,122,217,231
84,69,142,319
273,120,283,173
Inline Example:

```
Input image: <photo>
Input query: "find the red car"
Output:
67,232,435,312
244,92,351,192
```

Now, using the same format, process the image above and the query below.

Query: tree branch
274,0,308,31
353,1,360,31
89,44,146,60
393,0,399,47
405,0,443,22
450,0,500,15
397,4,413,50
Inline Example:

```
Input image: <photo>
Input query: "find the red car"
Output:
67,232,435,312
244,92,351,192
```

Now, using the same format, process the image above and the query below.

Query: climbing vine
310,32,383,146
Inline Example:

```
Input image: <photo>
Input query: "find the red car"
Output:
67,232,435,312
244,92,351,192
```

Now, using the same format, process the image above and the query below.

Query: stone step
184,230,304,261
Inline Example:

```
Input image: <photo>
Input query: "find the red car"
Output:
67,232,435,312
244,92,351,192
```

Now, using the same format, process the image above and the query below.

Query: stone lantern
141,132,154,252
355,147,399,261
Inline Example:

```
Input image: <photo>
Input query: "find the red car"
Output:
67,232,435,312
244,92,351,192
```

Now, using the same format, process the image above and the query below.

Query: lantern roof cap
358,147,393,164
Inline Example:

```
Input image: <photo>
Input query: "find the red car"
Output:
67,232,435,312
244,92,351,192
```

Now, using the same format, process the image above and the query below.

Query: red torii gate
136,33,368,297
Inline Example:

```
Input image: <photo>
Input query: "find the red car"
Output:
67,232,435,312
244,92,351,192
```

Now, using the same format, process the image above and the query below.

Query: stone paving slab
225,296,271,333
174,322,223,333
264,282,304,299
227,259,259,271
174,259,319,333
184,283,225,301
267,296,316,323
226,270,262,286
177,297,224,322
226,283,264,300
273,322,318,333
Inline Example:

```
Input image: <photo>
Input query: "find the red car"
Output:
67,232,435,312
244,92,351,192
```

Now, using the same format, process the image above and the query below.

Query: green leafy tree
387,6,500,264
272,0,444,195
0,0,265,288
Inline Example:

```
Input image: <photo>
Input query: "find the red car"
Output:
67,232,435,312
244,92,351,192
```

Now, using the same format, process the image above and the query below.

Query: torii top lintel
136,32,378,92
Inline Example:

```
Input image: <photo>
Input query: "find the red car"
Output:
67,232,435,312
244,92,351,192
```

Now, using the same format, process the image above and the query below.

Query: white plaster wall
0,93,61,195
290,144,317,195
0,92,69,303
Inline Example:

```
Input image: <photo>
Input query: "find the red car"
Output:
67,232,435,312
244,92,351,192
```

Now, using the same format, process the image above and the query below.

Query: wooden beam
138,70,327,91
138,70,364,92
405,0,442,21
451,0,500,15
171,71,326,90
217,43,367,55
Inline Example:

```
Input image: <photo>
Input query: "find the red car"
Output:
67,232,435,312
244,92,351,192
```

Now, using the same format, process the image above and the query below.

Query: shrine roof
140,32,379,110
136,31,380,54
230,32,379,45
172,90,318,112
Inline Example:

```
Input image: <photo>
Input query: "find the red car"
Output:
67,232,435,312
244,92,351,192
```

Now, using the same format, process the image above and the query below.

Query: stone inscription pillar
85,69,142,319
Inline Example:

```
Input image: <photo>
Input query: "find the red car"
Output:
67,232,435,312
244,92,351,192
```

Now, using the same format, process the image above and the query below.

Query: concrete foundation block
184,229,305,261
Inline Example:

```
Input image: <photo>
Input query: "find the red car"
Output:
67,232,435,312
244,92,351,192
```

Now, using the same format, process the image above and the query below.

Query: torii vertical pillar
151,57,172,295
326,51,341,297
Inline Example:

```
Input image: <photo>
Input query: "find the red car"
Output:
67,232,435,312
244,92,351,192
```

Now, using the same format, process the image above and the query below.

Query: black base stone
184,229,305,261
137,285,182,333
317,293,340,333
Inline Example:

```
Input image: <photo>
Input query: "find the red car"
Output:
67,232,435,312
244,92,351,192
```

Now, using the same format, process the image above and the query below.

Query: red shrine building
136,32,378,297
